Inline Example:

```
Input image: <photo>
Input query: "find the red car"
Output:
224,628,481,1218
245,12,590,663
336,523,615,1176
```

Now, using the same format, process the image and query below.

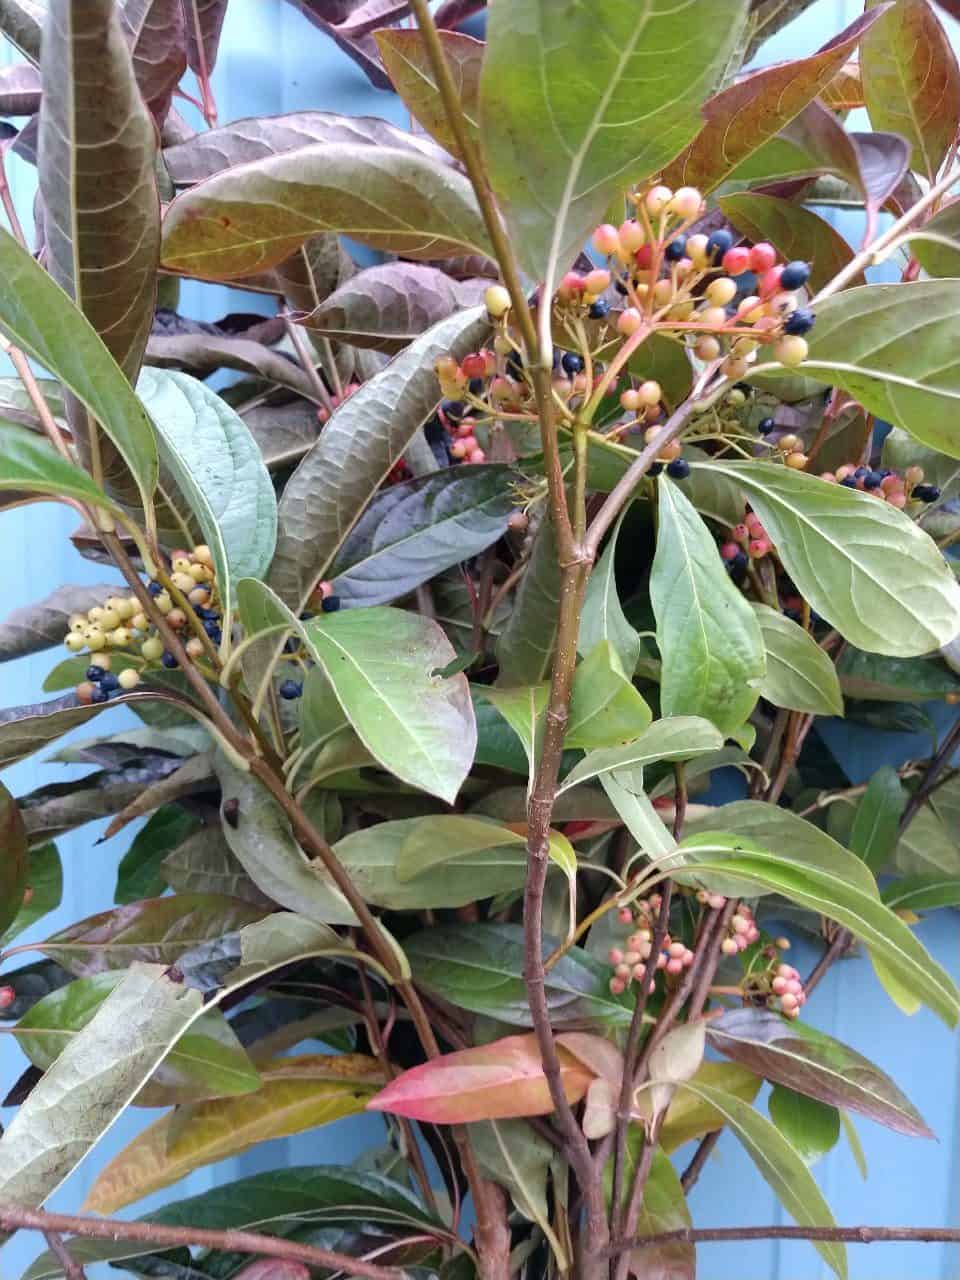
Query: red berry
461,353,487,379
722,246,751,276
758,265,784,296
749,537,770,559
634,244,654,270
749,242,777,272
0,985,15,1010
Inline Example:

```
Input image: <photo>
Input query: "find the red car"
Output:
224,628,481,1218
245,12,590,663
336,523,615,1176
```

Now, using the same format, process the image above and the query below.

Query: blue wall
1,2,959,1278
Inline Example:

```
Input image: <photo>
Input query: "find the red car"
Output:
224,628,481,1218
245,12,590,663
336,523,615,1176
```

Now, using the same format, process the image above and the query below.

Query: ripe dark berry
648,462,663,476
161,651,179,668
854,466,868,478
468,378,484,395
203,620,221,637
862,471,884,490
99,673,120,692
913,483,941,502
840,476,857,488
279,679,303,700
664,235,687,262
441,399,465,423
90,686,109,704
705,229,734,263
758,417,776,434
321,595,341,613
589,299,610,319
561,352,584,376
147,582,163,596
86,665,105,682
283,636,299,654
666,458,691,479
207,627,223,644
779,261,810,290
783,307,815,336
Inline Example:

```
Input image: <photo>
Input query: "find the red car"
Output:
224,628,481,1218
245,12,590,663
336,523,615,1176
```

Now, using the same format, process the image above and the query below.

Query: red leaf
367,1033,598,1123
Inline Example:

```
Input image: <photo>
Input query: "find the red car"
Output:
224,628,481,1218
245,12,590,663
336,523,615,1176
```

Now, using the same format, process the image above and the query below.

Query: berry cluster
720,509,772,575
607,894,695,995
820,462,940,507
718,901,761,955
769,960,807,1018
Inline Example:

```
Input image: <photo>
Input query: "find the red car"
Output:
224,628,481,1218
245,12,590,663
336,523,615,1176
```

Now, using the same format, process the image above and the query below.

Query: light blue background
1,2,959,1277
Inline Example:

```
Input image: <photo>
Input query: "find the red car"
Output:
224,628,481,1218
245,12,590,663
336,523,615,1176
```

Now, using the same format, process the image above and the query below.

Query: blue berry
706,229,734,263
734,270,757,298
783,308,815,336
99,673,120,692
283,636,299,654
758,417,776,435
666,458,691,479
912,483,941,502
86,665,105,682
648,462,663,477
779,261,810,290
203,620,220,637
468,378,484,395
589,299,610,319
664,235,687,262
441,399,465,422
321,595,341,613
90,687,109,704
561,352,584,376
840,476,857,488
147,582,163,597
161,651,179,668
299,611,314,621
862,471,883,490
207,627,223,645
279,679,303,700
854,466,868,479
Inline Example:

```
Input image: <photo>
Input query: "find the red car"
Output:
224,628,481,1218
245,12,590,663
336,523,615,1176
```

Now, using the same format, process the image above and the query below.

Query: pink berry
772,976,788,995
731,914,749,934
666,957,684,975
749,243,778,272
618,907,633,924
781,992,799,1011
683,949,694,965
585,268,611,294
749,538,770,559
617,308,644,336
593,223,621,255
786,978,803,996
0,984,14,1010
732,523,749,544
610,977,626,995
615,963,631,980
468,448,486,464
461,353,486,379
624,950,641,966
887,491,907,508
619,220,645,253
722,246,751,276
759,265,784,296
668,941,686,958
632,964,648,981
708,894,726,910
608,948,624,966
721,938,739,956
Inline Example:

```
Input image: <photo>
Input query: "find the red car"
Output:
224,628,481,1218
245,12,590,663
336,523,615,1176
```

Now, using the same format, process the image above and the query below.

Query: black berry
783,307,815,336
862,471,883,490
589,299,610,319
666,458,691,479
779,261,810,290
840,476,857,488
664,235,687,262
758,417,776,434
441,399,465,423
321,595,341,613
86,665,105,682
912,483,941,502
279,679,303,700
161,651,179,668
90,687,109,704
561,352,584,376
147,582,163,597
706,229,734,263
648,462,663,476
99,673,120,692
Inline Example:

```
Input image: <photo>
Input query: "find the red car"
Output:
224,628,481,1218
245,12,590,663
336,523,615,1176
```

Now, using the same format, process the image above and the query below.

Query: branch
605,1224,960,1257
0,1208,404,1280
41,1229,87,1280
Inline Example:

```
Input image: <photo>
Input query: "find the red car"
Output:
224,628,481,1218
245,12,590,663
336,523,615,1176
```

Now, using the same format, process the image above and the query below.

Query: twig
680,1129,722,1193
0,1207,403,1280
604,1224,960,1257
41,1229,87,1280
0,142,28,247
1,338,73,462
282,309,335,416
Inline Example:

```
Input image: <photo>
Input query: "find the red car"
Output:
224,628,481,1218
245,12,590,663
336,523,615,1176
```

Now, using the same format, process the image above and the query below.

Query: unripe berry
785,452,808,470
186,637,205,658
88,653,110,672
65,632,86,653
770,291,798,317
699,306,728,330
109,628,132,646
86,628,106,650
905,465,925,487
461,353,487,379
155,592,173,614
608,948,624,966
668,941,686,958
484,284,511,318
69,613,87,631
458,435,478,454
620,388,643,412
759,265,784,296
559,271,586,299
722,356,749,380
706,277,737,306
141,636,164,660
617,308,644,336
638,380,662,406
585,268,611,294
172,556,192,574
722,247,751,276
657,440,683,462
468,448,486,465
645,185,672,215
732,337,759,357
772,975,788,995
774,335,808,366
887,491,907,508
780,991,799,1011
666,957,684,975
106,596,131,620
652,279,673,307
778,433,799,451
0,984,15,1009
117,668,141,691
736,295,762,321
619,220,645,253
721,937,739,956
695,335,721,361
634,243,654,271
592,223,621,255
610,977,626,995
686,233,709,265
131,612,148,632
668,186,703,219
708,893,726,910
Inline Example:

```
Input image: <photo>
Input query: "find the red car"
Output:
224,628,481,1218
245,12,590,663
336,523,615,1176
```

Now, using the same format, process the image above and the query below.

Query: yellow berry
722,356,749,380
131,612,148,632
186,637,205,658
706,278,737,307
155,592,173,614
99,608,121,631
192,545,214,566
167,609,187,629
65,633,86,653
785,452,809,470
141,636,164,660
699,306,728,330
652,279,673,307
484,284,512,318
493,334,513,356
172,557,193,575
668,186,703,220
778,434,800,452
774,336,808,367
686,233,709,266
88,606,105,623
727,389,746,408
695,335,721,361
117,668,141,691
171,572,195,594
110,628,132,646
638,380,662,407
88,652,111,671
645,185,673,215
188,587,209,606
86,628,106,651
737,296,762,321
658,439,683,462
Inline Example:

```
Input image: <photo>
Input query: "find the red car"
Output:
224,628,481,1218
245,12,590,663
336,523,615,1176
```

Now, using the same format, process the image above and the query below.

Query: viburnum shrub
6,1,960,1279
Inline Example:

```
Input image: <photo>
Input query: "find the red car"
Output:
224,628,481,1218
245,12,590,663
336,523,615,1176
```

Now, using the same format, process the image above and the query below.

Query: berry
706,277,737,307
912,483,941,502
785,452,808,470
617,308,643,336
720,541,740,561
161,651,179,668
559,271,586,298
698,306,728,329
90,686,109,704
86,665,105,682
193,544,214,566
749,242,778,272
141,636,164,661
592,223,621,255
117,668,141,691
668,186,703,220
441,399,466,423
758,416,776,434
783,307,815,336
461,353,487,380
779,260,810,290
0,985,15,1010
279,679,303,700
645,184,672,215
695,335,721,361
666,458,691,479
561,352,584,376
634,243,654,270
862,471,884,490
99,673,120,693
638,380,662,406
648,462,663,476
585,268,611,294
840,476,857,488
686,233,709,266
321,595,342,613
621,388,643,412
589,298,611,319
75,681,96,705
147,581,163,596
758,265,784,297
705,228,734,262
721,246,751,276
619,220,645,253
86,628,106,651
484,284,511,318
664,235,687,262
774,335,808,366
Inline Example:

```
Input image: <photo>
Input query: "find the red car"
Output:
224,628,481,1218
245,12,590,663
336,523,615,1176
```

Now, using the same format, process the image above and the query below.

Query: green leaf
657,1060,762,1152
719,192,858,292
406,923,633,1028
768,1085,841,1166
578,513,640,676
0,780,28,938
674,829,960,1027
330,465,514,608
799,281,960,462
137,370,277,611
0,227,157,504
115,806,201,904
694,460,960,656
752,603,844,717
39,0,159,385
601,771,677,859
565,641,652,750
14,971,261,1107
478,683,549,780
214,753,358,926
861,0,960,181
0,841,59,945
479,0,748,283
849,766,907,872
837,646,960,701
496,514,561,685
302,607,476,804
472,694,529,775
39,893,268,977
84,1053,382,1213
472,1119,568,1271
268,307,489,613
908,198,960,278
161,145,492,279
0,964,204,1214
893,805,960,878
0,421,120,510
708,1006,931,1137
603,1143,694,1280
664,9,883,193
558,715,723,795
882,874,960,911
161,827,268,905
651,477,765,736
375,28,483,161
679,1080,846,1279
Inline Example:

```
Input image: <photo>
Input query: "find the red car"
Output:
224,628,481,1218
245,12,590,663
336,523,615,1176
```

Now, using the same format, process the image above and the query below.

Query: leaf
376,28,482,159
719,192,858,293
578,512,640,675
849,766,907,871
694,460,960,657
39,0,160,388
39,894,268,977
893,804,960,878
0,964,204,1213
707,1006,931,1137
120,0,187,123
368,1032,596,1123
479,0,748,283
14,971,261,1107
0,780,28,937
115,806,200,904
651,477,765,737
883,874,960,911
657,1060,762,1152
214,754,358,926
478,683,549,780
472,1119,568,1270
83,1054,382,1213
1,841,60,945
268,306,489,613
0,59,40,112
298,261,488,354
163,110,449,186
558,715,724,795
161,145,492,279
679,1079,846,1279
0,583,118,662
565,641,652,750
664,9,885,193
302,607,476,805
161,828,268,905
137,370,277,611
861,0,960,180
752,603,844,717
0,228,158,504
601,772,677,860
329,465,514,608
145,333,321,401
799,281,960,462
0,421,121,511
181,0,227,78
725,99,863,192
405,923,634,1028
768,1086,840,1165
496,514,562,685
908,198,960,277
837,646,960,701
611,1147,694,1280
0,694,118,770
674,830,960,1027
0,0,43,62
